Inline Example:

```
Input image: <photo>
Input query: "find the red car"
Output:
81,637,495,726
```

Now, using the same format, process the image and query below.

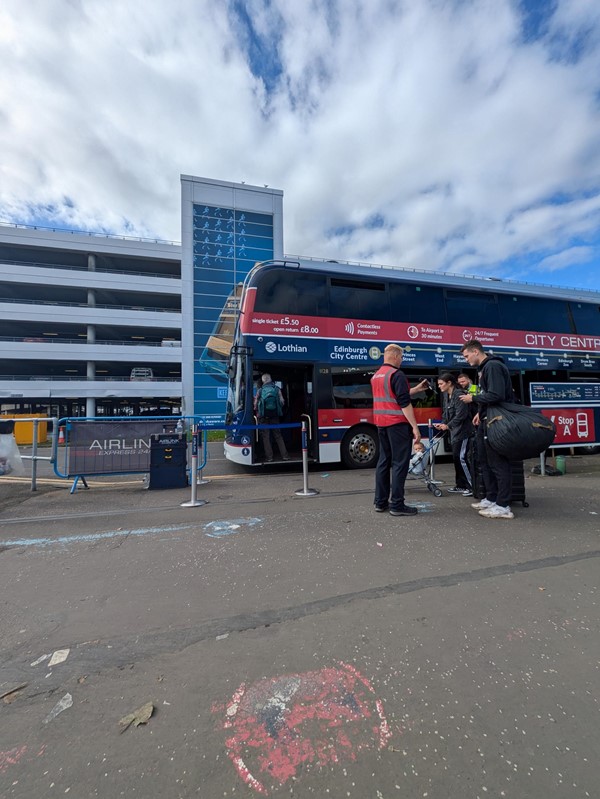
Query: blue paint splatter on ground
204,518,262,538
411,501,435,513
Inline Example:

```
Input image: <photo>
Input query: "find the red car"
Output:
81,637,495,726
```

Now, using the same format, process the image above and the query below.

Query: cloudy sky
1,0,600,291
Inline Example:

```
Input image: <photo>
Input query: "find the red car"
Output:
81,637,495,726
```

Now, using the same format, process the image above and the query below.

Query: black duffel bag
485,402,556,460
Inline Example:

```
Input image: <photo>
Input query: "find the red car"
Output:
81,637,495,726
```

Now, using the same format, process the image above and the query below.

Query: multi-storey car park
0,223,182,418
0,176,283,423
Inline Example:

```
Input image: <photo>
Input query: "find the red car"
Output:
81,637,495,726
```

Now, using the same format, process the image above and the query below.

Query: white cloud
1,0,599,287
536,246,595,273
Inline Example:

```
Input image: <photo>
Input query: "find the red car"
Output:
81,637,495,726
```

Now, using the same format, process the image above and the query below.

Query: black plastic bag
486,402,556,460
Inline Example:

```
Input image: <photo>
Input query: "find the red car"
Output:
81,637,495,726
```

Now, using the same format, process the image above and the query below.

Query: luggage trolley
407,431,446,498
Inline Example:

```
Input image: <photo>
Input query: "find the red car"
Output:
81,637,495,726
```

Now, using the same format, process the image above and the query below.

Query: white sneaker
479,504,514,519
471,498,494,510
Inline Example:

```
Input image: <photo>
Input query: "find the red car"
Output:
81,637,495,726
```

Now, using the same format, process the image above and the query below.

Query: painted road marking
213,662,391,794
1,518,264,548
0,524,195,548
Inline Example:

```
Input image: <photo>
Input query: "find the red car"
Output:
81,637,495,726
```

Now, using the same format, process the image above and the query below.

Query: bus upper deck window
497,295,573,333
329,278,390,321
254,269,328,316
389,283,446,325
445,289,500,328
570,302,600,335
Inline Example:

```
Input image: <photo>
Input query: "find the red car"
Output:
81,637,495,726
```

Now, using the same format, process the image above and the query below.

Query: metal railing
0,375,180,382
0,219,180,246
0,297,180,312
0,258,181,279
285,253,600,297
0,336,174,347
0,416,57,491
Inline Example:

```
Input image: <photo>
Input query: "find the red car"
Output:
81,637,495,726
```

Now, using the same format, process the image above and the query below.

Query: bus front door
253,363,317,461
277,364,316,459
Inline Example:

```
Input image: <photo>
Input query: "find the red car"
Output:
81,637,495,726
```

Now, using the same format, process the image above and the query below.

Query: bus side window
331,367,374,409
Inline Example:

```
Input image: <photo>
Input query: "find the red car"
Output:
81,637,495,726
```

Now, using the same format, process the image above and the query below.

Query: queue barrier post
295,420,319,497
195,426,210,486
181,427,207,508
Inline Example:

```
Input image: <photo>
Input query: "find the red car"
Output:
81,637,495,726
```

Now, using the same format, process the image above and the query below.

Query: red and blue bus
224,258,600,467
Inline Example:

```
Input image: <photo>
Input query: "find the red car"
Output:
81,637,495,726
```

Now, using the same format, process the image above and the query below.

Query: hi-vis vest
371,364,408,427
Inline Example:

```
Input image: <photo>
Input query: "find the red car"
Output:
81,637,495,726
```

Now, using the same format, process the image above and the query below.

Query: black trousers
258,416,288,461
476,426,512,507
375,423,413,510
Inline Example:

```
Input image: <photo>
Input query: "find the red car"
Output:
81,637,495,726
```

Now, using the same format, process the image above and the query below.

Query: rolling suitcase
470,434,528,507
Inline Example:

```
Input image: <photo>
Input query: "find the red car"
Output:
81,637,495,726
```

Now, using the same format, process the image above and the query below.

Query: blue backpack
258,384,282,416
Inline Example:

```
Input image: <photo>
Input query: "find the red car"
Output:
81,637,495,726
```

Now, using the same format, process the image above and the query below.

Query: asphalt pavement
0,448,599,798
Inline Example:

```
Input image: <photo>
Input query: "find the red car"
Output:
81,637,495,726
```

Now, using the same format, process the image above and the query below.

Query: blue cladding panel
193,202,274,420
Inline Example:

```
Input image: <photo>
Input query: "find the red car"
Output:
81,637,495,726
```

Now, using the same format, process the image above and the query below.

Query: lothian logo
265,341,277,354
407,325,419,339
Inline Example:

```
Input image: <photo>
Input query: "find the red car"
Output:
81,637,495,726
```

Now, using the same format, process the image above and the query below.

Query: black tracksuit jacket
475,355,514,419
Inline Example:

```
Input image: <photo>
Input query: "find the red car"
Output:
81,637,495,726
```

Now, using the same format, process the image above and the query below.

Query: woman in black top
434,373,474,496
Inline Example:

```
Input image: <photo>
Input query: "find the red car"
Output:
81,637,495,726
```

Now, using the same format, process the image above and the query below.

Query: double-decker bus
224,258,600,467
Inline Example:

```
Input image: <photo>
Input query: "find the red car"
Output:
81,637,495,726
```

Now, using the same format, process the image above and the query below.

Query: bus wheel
341,425,379,469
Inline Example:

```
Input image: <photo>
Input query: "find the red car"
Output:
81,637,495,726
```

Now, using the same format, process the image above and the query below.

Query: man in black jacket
459,340,515,520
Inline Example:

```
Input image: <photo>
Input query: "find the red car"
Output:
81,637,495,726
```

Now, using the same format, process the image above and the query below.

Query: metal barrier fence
53,416,200,493
0,414,319,496
50,416,318,497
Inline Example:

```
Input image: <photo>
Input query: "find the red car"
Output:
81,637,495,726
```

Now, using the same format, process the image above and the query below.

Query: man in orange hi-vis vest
371,343,426,516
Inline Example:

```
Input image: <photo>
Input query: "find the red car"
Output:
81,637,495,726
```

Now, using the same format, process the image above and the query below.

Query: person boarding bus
254,374,290,462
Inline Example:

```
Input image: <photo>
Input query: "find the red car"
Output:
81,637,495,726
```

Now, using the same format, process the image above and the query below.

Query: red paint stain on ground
0,744,47,776
214,662,391,794
0,745,28,774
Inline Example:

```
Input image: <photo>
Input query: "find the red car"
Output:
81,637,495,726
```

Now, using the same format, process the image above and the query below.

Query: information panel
530,382,600,406
530,382,600,447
